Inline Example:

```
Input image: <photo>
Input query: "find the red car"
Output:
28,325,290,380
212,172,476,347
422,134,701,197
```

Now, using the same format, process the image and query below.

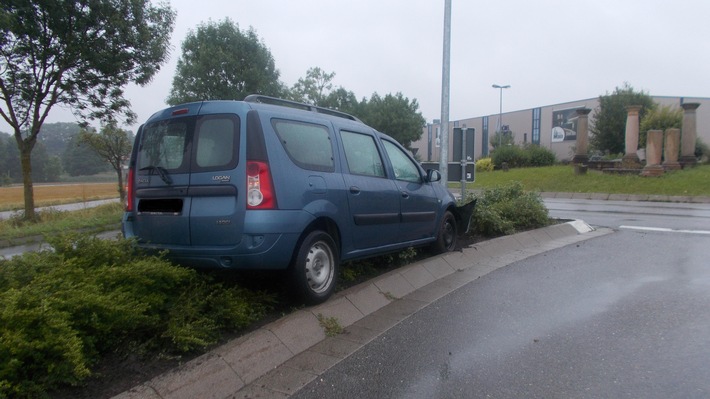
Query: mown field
0,183,119,212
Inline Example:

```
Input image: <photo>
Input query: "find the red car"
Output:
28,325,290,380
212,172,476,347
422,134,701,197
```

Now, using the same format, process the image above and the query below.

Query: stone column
622,105,643,168
662,128,681,170
572,108,592,164
680,102,701,167
641,130,664,176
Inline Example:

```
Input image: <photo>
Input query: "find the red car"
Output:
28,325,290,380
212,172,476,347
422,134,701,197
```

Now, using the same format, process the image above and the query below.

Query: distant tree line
0,122,117,185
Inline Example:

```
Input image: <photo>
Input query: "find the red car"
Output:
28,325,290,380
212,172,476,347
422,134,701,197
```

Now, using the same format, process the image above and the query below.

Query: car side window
382,140,421,183
273,119,334,172
341,131,386,177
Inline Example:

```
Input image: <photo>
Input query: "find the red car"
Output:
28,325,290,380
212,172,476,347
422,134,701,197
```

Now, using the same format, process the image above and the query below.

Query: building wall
413,96,710,163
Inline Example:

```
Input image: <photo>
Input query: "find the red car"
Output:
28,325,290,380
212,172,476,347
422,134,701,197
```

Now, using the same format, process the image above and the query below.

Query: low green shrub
0,233,274,398
467,181,549,237
525,145,557,167
491,145,528,168
491,145,556,169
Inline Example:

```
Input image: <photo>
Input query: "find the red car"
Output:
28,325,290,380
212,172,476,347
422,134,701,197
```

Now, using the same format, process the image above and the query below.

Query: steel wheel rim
305,241,334,293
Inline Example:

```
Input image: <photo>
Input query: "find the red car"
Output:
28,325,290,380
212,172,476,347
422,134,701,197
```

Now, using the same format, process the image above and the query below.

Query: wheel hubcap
305,241,333,293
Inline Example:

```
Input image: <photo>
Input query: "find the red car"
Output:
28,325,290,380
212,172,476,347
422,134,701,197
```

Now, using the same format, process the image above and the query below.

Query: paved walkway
112,221,611,399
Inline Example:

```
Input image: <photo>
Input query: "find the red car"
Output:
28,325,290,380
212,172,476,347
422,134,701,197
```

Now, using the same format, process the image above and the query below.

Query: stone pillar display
622,105,643,168
641,130,664,176
662,128,681,170
572,108,592,164
680,102,701,167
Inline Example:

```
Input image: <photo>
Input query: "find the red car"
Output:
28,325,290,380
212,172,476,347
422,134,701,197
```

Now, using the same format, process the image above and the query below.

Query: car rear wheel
432,210,457,254
291,230,339,305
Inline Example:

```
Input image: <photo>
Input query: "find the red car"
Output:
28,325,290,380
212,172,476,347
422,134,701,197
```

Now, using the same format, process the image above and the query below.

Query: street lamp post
492,84,510,148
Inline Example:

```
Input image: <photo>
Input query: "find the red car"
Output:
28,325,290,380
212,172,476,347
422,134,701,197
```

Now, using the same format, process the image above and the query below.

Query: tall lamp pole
492,84,510,148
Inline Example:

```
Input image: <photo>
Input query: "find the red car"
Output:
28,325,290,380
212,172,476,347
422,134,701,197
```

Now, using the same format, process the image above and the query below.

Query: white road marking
620,225,710,235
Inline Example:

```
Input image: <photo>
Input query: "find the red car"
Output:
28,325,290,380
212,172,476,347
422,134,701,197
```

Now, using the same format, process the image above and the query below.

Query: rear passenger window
272,120,334,172
195,116,239,170
341,131,386,177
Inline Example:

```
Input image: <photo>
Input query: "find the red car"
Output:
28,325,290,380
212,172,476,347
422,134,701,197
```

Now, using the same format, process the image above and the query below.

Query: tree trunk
20,146,37,221
116,167,125,205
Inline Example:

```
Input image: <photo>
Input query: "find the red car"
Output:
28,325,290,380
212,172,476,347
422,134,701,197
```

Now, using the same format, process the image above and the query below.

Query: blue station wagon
122,95,474,304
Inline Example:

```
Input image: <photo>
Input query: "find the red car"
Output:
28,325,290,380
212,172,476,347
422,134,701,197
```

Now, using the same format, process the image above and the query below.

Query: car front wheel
432,210,457,254
291,230,339,305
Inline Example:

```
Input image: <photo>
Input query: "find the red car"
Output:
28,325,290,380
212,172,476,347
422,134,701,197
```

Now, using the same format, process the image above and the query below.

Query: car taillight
246,160,276,209
126,168,134,211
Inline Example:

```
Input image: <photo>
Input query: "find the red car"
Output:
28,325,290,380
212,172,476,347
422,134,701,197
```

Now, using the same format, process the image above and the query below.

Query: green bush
639,104,682,147
0,233,274,398
491,145,529,168
525,145,556,167
475,157,494,172
491,145,556,169
468,181,549,237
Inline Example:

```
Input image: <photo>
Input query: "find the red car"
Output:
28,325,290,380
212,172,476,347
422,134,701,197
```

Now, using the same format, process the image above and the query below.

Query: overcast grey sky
5,0,710,133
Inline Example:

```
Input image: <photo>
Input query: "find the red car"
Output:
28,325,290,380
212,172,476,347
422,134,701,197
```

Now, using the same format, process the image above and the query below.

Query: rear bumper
122,210,314,270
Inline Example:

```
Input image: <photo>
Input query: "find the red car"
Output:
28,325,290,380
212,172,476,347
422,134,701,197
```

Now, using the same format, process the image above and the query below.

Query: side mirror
426,169,441,182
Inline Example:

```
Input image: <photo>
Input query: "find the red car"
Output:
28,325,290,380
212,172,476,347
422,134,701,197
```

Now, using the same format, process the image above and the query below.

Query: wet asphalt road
292,202,710,398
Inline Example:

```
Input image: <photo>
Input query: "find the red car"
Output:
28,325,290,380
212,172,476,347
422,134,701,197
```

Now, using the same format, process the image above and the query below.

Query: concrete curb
112,220,612,399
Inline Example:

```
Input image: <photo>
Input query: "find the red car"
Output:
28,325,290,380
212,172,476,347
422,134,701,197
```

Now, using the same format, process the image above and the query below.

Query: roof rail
243,94,361,122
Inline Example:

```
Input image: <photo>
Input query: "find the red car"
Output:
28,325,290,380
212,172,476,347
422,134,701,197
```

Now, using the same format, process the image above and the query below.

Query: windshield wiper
139,165,173,185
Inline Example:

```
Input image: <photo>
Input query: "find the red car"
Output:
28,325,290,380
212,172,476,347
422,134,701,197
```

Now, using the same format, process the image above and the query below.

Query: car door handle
349,186,361,194
401,191,410,199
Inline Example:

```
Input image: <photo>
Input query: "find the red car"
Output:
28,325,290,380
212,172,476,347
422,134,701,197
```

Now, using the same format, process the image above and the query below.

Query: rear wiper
139,165,173,185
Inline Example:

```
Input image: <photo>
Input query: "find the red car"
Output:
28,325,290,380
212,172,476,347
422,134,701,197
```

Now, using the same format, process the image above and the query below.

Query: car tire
432,210,457,254
291,230,339,305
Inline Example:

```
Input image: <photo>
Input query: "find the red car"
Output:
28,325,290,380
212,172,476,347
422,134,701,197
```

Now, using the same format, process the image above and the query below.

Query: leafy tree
167,18,283,105
590,83,655,154
80,123,133,203
321,87,362,115
358,93,425,149
63,133,110,177
0,0,176,220
289,67,336,105
38,122,82,157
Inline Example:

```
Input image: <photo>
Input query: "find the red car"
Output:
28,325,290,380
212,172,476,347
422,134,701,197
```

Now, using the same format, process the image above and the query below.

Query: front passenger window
382,140,421,183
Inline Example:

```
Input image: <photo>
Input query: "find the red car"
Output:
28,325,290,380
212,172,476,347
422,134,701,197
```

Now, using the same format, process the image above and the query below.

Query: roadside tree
80,123,134,203
167,18,283,105
289,67,336,105
0,0,175,220
358,93,425,149
590,83,655,155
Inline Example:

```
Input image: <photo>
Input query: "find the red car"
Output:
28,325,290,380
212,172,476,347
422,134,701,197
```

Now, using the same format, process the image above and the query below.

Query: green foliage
2,0,175,219
525,144,557,167
468,182,549,237
590,83,656,154
489,131,515,149
79,122,134,202
490,144,556,169
639,105,682,147
697,138,710,163
357,93,426,149
492,145,528,168
475,157,494,172
289,67,336,106
0,233,273,398
167,18,283,105
62,134,110,177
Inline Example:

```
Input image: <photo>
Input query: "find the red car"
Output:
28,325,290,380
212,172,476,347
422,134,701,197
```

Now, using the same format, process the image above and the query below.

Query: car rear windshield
138,115,239,174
